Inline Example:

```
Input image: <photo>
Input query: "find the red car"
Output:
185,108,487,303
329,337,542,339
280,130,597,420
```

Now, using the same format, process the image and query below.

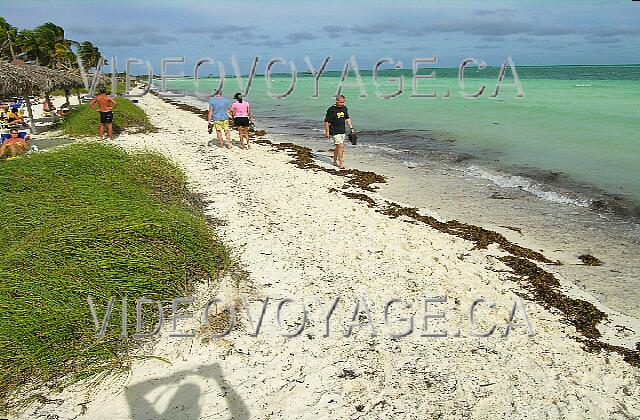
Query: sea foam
466,165,592,207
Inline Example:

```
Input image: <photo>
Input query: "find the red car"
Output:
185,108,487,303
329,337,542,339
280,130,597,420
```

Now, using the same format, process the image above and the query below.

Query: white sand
17,92,640,419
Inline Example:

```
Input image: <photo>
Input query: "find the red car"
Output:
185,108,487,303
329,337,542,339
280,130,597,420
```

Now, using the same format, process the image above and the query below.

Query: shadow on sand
125,363,249,419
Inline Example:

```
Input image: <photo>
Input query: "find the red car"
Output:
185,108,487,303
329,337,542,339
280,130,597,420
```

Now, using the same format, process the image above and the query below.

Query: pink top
231,101,250,118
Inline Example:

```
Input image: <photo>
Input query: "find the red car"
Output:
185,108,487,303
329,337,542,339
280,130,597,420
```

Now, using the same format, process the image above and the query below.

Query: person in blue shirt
208,91,233,148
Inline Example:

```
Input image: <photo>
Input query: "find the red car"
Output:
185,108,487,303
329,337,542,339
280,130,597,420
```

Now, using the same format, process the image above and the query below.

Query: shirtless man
89,87,118,140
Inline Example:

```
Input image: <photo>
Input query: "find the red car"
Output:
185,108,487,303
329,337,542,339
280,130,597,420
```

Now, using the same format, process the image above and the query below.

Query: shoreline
161,83,640,220
263,113,640,222
147,88,640,342
163,91,640,318
231,139,640,365
19,90,640,418
167,89,640,224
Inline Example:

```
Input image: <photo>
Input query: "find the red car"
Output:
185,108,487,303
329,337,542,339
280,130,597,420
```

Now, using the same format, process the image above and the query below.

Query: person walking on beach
324,95,354,169
231,92,252,149
208,91,233,148
89,87,117,141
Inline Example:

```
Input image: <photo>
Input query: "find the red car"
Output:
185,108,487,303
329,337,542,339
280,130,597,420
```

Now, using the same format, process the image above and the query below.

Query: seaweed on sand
380,201,638,366
163,95,639,368
380,202,555,263
255,140,386,191
578,254,603,266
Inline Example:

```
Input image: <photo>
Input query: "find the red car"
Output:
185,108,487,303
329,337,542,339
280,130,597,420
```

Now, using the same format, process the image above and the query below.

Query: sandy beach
16,91,640,419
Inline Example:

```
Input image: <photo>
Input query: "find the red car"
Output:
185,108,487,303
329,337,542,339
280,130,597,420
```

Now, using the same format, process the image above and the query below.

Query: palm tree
4,20,103,72
16,22,75,69
16,28,49,65
77,41,102,71
54,40,79,70
0,16,18,60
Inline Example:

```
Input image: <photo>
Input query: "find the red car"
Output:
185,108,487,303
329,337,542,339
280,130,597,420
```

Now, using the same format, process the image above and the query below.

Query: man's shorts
333,133,345,145
213,119,230,131
100,111,113,124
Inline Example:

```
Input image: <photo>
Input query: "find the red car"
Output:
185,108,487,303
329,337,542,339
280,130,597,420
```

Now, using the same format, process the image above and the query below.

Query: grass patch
60,97,154,137
0,143,228,408
50,81,131,97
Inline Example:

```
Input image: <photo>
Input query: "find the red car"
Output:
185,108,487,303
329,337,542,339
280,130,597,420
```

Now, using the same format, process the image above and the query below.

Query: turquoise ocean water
163,65,640,218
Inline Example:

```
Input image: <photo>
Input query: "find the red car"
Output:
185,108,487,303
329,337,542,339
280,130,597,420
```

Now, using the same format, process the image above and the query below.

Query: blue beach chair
0,129,30,145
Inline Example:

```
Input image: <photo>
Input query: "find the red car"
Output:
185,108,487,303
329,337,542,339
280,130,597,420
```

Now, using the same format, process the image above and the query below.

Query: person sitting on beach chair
42,97,56,117
0,128,30,159
7,107,27,128
0,107,8,129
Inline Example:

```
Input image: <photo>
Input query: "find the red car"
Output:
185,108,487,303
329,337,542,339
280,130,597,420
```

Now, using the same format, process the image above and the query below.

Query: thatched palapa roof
0,61,85,95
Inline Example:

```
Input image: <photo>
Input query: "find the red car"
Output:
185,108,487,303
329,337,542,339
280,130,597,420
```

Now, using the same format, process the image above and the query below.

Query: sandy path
21,92,639,419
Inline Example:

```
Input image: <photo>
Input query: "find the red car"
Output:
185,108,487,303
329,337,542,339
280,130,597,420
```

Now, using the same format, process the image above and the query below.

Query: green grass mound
61,97,154,137
51,81,131,97
0,143,227,404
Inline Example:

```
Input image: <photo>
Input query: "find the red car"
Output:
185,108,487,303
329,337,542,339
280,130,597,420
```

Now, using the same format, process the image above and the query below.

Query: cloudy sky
2,0,639,73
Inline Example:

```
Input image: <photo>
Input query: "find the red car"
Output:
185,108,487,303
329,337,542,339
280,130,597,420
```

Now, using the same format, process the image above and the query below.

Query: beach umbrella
19,65,87,107
47,69,86,108
59,69,92,89
0,60,59,96
60,68,112,103
0,60,85,132
0,61,53,132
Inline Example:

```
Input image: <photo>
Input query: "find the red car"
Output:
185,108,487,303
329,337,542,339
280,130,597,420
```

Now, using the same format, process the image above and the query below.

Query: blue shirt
208,96,232,121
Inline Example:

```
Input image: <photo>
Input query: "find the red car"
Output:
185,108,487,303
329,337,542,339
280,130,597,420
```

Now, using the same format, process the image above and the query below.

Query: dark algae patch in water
499,225,523,235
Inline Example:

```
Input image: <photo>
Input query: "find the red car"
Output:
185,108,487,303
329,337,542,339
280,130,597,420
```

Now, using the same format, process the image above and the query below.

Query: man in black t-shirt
324,95,354,169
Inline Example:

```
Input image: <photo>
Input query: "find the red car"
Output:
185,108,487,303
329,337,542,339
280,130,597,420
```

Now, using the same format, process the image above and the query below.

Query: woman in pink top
231,92,252,149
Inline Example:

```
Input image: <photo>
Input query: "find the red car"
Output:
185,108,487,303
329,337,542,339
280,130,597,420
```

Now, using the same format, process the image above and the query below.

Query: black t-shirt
324,105,350,135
